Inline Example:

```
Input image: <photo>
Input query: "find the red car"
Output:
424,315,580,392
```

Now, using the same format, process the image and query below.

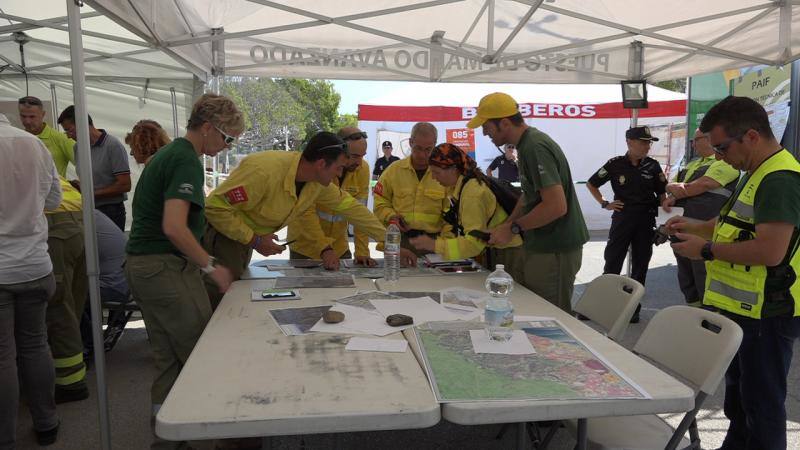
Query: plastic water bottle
484,264,515,341
384,219,401,284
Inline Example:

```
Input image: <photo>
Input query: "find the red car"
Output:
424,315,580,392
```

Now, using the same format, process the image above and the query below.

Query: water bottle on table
484,264,515,341
384,219,401,284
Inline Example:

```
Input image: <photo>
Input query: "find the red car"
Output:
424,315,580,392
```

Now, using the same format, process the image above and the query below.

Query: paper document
656,206,684,224
469,329,536,355
370,297,462,325
309,303,413,336
346,337,408,353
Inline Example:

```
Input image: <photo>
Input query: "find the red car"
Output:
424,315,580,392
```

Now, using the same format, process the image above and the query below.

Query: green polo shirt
517,127,589,254
127,138,206,255
36,123,75,178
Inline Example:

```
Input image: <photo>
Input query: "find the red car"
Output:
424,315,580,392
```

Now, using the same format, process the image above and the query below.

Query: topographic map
414,320,646,402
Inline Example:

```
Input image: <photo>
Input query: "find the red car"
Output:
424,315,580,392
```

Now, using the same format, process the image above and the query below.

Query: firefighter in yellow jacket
670,96,800,449
409,143,523,264
373,122,446,255
287,127,376,267
204,132,404,307
45,178,89,403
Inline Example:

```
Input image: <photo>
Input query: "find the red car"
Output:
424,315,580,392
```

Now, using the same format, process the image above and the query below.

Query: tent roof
360,82,685,106
86,0,799,83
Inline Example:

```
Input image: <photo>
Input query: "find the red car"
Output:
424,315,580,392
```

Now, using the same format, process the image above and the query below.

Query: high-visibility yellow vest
704,149,800,318
46,177,82,213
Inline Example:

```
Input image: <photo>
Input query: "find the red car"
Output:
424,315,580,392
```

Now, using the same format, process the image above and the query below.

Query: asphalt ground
14,232,800,449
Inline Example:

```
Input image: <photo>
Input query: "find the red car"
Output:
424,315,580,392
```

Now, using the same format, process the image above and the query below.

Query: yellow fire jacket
205,151,385,246
436,176,523,260
287,160,371,258
46,177,82,213
373,157,446,233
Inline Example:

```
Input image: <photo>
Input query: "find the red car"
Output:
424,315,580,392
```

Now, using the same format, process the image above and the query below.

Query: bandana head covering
429,143,472,174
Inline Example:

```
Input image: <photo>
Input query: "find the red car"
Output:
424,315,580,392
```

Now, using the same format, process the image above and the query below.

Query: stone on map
323,310,345,324
386,314,413,327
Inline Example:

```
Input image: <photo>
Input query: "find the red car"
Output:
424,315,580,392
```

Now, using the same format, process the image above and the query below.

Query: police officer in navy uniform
587,126,667,322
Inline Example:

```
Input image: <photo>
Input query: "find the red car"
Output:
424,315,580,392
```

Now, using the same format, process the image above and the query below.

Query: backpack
484,176,521,216
442,175,522,236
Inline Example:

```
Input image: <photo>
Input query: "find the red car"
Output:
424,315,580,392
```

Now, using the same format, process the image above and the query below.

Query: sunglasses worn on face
344,131,367,141
214,125,236,145
18,96,43,106
711,133,744,155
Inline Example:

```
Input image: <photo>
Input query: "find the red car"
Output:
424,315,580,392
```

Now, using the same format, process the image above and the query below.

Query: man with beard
288,127,378,268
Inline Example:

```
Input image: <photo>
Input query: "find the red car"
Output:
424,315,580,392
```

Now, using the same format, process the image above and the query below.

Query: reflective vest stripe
708,279,759,305
56,366,86,386
317,211,344,223
708,187,733,197
54,352,84,369
730,200,754,218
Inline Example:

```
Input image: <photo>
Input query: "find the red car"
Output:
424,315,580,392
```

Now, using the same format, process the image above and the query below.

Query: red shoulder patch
373,182,384,197
224,186,249,204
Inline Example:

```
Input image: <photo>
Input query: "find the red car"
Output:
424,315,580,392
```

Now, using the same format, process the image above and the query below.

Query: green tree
223,77,354,152
654,79,687,93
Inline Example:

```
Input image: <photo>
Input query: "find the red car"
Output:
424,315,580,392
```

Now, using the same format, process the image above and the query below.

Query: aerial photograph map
414,320,647,402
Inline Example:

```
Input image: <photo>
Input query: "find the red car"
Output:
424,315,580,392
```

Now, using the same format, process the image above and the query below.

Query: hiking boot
35,421,59,446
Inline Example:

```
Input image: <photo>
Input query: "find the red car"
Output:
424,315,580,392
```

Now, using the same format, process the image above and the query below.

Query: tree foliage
222,77,351,152
654,79,687,93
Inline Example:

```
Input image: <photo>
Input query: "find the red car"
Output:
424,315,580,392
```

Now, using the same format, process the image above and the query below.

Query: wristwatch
601,200,609,209
510,222,523,235
701,241,715,261
201,256,217,274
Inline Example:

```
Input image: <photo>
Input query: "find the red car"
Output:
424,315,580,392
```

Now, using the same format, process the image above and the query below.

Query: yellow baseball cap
466,92,519,129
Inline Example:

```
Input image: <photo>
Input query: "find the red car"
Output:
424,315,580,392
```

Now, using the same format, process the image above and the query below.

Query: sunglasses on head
18,96,43,106
317,142,349,152
343,131,367,141
213,124,236,145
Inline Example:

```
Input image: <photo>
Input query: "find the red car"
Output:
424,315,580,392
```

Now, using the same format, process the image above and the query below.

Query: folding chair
573,274,644,342
565,305,743,450
101,295,139,351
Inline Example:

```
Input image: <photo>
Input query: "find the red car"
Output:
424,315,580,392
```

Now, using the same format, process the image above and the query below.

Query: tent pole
211,27,224,186
49,83,58,128
625,41,645,278
66,1,111,449
170,87,179,138
787,60,800,156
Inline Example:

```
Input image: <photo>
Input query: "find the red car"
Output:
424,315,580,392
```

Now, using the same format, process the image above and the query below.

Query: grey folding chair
573,274,644,342
565,305,743,450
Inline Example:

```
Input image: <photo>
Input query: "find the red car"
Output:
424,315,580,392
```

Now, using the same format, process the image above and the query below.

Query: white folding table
377,275,695,450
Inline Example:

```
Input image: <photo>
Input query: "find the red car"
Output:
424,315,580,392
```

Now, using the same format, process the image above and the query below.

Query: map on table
414,320,647,402
269,305,332,336
274,275,356,289
335,291,403,311
389,291,442,303
342,265,440,279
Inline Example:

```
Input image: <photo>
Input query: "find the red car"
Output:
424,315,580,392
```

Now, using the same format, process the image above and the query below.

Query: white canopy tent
1,2,797,449
86,0,799,83
0,2,203,140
